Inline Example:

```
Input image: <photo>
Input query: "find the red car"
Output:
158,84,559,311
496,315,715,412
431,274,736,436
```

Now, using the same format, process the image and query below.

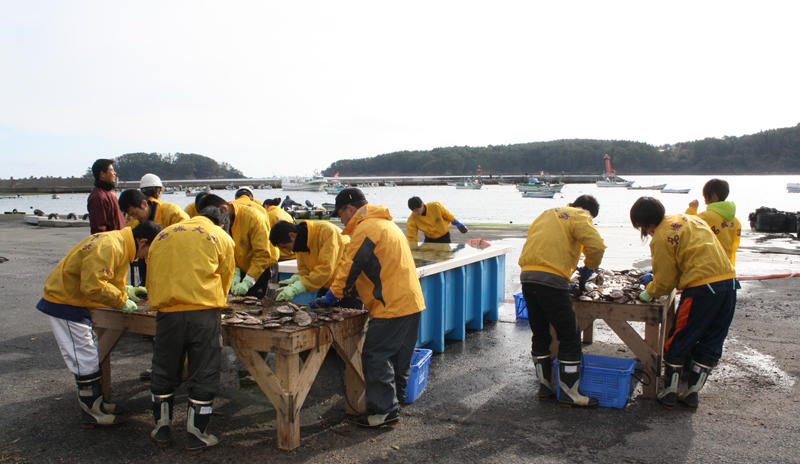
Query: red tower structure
603,154,615,175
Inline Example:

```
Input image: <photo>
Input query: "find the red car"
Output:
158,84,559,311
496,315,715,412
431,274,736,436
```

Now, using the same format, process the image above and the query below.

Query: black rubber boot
533,354,555,400
680,360,712,410
186,398,219,454
557,360,598,408
76,373,124,428
150,393,174,447
658,362,683,410
355,409,400,428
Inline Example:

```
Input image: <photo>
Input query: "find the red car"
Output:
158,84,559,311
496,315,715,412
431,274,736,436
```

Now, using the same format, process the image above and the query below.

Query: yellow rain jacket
184,202,198,218
296,220,350,292
127,198,189,229
266,205,295,228
406,201,455,242
685,201,741,266
147,216,235,312
518,206,606,280
267,205,297,260
42,228,136,309
645,214,737,298
233,195,268,216
230,201,280,280
330,204,425,319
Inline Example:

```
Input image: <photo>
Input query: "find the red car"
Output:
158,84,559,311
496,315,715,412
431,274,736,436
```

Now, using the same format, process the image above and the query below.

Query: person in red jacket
87,159,126,234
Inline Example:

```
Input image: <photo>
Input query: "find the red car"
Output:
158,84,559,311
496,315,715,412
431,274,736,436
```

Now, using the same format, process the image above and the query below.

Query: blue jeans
665,279,739,366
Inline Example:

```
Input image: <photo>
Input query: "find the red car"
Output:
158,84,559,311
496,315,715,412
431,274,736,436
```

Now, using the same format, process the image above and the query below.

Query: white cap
140,173,163,188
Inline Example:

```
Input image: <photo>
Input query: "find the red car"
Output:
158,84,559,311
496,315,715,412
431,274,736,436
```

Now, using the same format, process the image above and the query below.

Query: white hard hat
140,173,163,188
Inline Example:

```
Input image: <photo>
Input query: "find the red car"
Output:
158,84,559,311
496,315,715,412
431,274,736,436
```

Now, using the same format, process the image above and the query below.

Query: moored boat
627,183,666,190
787,183,800,193
661,188,691,194
522,190,556,198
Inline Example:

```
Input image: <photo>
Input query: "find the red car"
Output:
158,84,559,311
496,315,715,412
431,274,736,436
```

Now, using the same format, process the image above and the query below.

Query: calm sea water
3,174,799,294
5,174,798,227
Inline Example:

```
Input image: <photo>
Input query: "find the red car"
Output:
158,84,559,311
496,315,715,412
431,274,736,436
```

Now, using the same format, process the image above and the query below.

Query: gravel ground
0,216,798,464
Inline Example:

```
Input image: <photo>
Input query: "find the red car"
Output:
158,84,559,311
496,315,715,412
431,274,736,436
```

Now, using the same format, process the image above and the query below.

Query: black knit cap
332,188,366,217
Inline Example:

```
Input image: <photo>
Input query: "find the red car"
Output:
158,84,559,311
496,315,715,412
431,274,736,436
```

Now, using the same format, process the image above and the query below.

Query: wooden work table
550,290,677,399
578,291,677,399
91,306,369,450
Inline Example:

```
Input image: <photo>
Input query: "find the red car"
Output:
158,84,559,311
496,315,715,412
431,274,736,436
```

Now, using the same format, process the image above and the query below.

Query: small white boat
661,188,691,194
185,189,194,196
787,183,800,193
51,193,60,199
455,180,482,190
522,191,556,198
517,183,565,193
596,178,633,188
627,183,667,190
324,183,344,195
163,187,176,194
384,181,396,187
283,173,326,191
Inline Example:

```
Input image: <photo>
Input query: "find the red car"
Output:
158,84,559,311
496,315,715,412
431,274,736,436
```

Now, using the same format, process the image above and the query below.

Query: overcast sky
1,1,798,179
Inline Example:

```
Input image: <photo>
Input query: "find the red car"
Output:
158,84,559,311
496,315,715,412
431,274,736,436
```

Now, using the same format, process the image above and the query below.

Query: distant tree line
322,124,800,176
86,152,245,181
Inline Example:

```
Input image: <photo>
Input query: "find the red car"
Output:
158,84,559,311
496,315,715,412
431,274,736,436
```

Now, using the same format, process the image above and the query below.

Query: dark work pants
664,279,738,366
151,309,221,401
362,312,421,415
522,282,581,362
424,232,451,244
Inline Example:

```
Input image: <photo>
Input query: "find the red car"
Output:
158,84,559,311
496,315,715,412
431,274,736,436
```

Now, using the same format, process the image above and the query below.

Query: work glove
120,299,139,313
452,219,469,234
639,273,654,285
279,274,301,287
229,268,243,294
638,290,653,302
275,280,306,302
231,275,255,296
568,283,581,297
125,285,147,302
310,290,340,309
577,266,594,284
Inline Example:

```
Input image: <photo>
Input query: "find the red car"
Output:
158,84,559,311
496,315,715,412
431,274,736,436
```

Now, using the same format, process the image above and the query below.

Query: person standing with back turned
87,158,126,234
518,195,606,408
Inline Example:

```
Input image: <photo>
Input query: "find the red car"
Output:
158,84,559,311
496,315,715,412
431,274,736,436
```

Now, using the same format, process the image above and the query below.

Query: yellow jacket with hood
518,205,606,280
185,202,199,218
296,220,350,292
42,228,136,309
127,197,189,229
147,215,236,312
233,195,268,216
330,204,425,319
645,214,737,298
685,201,741,266
267,205,297,260
230,201,280,280
406,201,455,242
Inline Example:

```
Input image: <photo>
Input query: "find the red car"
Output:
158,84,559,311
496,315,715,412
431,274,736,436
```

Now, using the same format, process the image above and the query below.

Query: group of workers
40,163,741,453
522,178,741,410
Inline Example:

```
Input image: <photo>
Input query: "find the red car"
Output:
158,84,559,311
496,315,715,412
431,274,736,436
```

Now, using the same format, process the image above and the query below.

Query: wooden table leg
644,320,661,399
332,331,367,416
95,327,125,399
275,352,300,450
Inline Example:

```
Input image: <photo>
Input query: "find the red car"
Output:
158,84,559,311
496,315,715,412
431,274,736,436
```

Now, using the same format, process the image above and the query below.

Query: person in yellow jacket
184,191,209,218
685,178,741,265
406,196,468,243
518,195,606,408
36,221,162,428
263,197,297,260
119,188,190,290
268,219,352,303
631,196,738,411
198,193,280,298
233,187,267,215
146,207,235,453
313,188,425,429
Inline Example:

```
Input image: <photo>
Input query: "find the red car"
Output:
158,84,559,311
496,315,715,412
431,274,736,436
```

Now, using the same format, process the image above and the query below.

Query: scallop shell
263,322,282,329
278,316,293,323
287,302,302,311
275,305,294,315
293,310,312,327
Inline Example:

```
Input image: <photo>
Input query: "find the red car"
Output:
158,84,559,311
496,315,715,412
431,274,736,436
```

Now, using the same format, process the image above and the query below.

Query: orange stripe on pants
665,296,693,354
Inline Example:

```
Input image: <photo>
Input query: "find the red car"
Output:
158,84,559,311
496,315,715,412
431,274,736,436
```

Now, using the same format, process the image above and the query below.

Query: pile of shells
222,299,356,329
570,268,662,304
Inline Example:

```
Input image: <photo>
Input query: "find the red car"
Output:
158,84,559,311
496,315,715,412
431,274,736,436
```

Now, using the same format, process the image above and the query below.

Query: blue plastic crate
514,292,528,319
404,348,432,404
554,354,636,408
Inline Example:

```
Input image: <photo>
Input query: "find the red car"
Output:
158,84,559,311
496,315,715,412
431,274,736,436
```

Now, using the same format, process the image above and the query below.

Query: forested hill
101,152,245,181
322,124,800,176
